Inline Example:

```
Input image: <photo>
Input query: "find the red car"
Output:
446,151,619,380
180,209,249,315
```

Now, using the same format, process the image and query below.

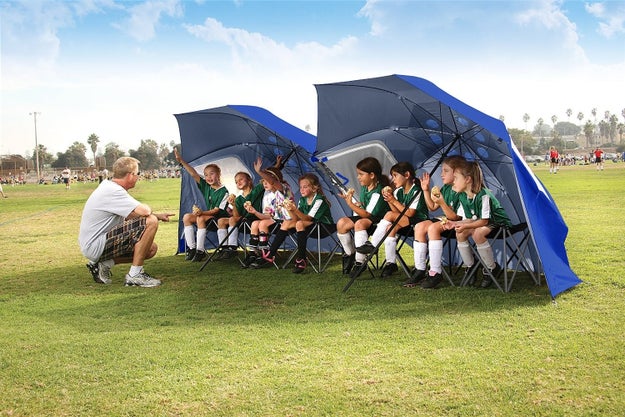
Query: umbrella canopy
174,105,349,254
315,74,581,298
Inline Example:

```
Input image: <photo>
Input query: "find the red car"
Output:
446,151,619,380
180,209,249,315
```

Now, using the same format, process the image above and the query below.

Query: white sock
428,239,443,274
354,230,369,263
196,228,207,251
217,228,227,246
476,241,496,270
370,219,391,247
227,226,238,247
457,241,474,267
184,225,196,249
384,236,397,263
129,265,142,276
338,232,355,255
413,241,428,271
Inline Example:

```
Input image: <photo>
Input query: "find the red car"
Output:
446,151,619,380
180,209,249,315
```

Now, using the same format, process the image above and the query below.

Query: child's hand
419,172,430,191
253,157,262,173
192,204,202,215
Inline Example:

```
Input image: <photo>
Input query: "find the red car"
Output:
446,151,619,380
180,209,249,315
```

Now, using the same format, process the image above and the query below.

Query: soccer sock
370,219,391,247
227,226,238,247
217,228,227,246
338,232,355,256
184,225,196,249
354,230,368,263
476,241,496,270
196,228,207,251
384,236,397,263
428,239,443,274
296,230,308,259
268,229,288,256
413,241,428,271
457,241,474,267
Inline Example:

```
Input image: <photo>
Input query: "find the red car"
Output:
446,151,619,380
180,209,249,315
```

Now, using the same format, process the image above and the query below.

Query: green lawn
1,163,624,416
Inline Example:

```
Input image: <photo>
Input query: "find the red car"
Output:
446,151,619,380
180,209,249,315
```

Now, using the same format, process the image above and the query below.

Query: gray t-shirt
78,180,140,262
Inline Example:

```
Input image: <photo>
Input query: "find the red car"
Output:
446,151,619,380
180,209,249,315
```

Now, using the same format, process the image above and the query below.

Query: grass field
1,163,624,416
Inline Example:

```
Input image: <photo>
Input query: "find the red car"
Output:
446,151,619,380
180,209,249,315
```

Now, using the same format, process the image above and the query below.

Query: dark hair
356,157,390,187
390,162,416,182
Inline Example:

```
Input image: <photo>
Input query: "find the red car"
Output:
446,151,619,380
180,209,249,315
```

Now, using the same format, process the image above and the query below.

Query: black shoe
247,237,259,248
241,254,256,269
420,273,443,289
350,262,365,278
292,258,307,274
342,253,356,274
191,250,207,262
480,264,501,288
461,265,477,286
220,247,237,259
403,269,426,287
356,241,376,255
185,248,196,261
380,262,398,278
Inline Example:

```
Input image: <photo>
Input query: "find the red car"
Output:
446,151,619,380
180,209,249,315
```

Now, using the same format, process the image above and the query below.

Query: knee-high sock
428,239,443,274
384,236,398,263
338,232,355,256
370,219,391,247
217,228,227,246
354,230,368,263
476,241,496,270
296,230,308,259
184,225,196,249
413,241,428,271
196,228,207,251
269,229,289,256
227,226,238,247
457,240,474,267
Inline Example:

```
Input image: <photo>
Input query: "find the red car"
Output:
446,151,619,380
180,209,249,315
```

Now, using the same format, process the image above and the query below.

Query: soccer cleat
124,271,161,287
355,241,376,255
220,247,238,259
292,258,307,274
349,262,366,278
402,269,426,288
342,253,356,274
191,250,207,262
380,262,398,278
246,236,259,248
481,264,502,288
86,262,111,284
185,248,196,261
420,273,443,289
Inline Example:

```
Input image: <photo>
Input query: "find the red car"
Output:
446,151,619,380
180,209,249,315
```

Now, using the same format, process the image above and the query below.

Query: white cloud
113,0,182,41
357,0,386,36
586,2,625,38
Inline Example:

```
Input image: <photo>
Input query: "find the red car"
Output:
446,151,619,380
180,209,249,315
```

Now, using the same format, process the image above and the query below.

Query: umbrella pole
343,134,461,292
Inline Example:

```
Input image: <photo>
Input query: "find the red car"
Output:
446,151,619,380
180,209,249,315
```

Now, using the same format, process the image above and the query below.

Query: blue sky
1,0,624,157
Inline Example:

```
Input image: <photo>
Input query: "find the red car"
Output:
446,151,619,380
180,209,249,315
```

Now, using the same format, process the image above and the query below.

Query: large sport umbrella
314,74,581,298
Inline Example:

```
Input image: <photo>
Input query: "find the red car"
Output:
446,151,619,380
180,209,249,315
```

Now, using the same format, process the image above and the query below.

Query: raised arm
174,147,201,183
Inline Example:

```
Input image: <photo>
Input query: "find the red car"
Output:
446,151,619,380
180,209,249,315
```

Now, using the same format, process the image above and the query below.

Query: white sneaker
124,271,161,287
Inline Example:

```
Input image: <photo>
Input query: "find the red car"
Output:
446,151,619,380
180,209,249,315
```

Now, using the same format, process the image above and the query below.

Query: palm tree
87,133,100,169
577,112,585,147
537,118,545,145
591,108,597,146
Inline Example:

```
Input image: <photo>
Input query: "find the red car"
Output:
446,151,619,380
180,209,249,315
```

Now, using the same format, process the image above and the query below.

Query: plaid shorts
99,217,146,261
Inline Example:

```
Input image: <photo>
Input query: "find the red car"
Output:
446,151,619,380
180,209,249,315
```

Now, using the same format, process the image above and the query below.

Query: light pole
30,112,40,182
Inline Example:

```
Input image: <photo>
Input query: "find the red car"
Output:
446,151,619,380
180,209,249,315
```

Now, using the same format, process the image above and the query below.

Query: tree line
28,134,179,171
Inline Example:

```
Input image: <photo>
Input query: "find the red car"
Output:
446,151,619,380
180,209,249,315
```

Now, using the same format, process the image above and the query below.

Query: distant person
594,147,604,171
549,146,559,174
78,157,175,287
102,168,109,181
62,167,71,189
0,181,7,198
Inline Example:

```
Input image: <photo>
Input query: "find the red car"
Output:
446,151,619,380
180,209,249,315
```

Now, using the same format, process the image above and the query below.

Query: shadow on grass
3,253,552,333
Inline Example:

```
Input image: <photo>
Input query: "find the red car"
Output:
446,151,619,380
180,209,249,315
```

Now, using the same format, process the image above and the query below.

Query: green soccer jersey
297,193,333,224
234,183,264,218
395,183,428,222
360,183,390,219
198,180,230,217
457,188,512,227
440,183,461,212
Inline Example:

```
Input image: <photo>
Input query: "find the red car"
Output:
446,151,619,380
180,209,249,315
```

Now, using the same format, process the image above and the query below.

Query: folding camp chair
199,217,254,270
282,222,341,273
459,223,540,292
